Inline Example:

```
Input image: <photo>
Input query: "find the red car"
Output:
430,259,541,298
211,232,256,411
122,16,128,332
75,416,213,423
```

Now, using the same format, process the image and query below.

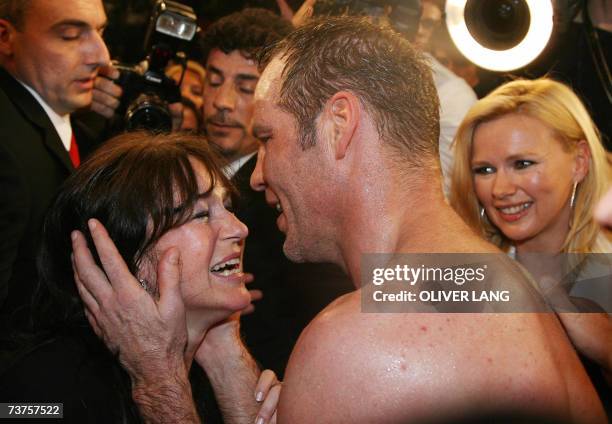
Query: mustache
205,112,244,129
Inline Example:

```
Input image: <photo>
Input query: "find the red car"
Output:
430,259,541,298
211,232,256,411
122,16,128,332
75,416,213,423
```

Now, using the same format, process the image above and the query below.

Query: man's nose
213,83,237,111
87,30,111,69
250,146,266,192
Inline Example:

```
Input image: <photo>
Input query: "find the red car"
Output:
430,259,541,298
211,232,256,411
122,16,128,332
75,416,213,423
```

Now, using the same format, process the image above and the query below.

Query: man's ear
573,140,591,183
323,91,360,160
0,18,16,57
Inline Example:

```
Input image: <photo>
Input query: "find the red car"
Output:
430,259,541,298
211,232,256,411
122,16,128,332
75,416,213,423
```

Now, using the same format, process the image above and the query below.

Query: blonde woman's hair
449,78,611,253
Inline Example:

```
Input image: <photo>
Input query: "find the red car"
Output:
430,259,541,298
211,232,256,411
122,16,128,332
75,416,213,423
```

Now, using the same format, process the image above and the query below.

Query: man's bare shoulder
278,291,603,423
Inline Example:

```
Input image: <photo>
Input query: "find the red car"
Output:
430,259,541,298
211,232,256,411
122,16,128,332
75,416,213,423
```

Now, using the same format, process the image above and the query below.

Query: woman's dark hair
35,131,233,329
14,132,232,423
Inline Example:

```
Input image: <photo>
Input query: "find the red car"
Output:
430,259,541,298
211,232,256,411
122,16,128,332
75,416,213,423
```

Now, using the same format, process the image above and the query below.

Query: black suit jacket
0,68,97,329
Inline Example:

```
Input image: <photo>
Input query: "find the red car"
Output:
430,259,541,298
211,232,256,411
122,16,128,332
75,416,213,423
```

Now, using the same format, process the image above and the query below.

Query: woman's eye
472,166,495,175
193,210,209,222
515,160,534,169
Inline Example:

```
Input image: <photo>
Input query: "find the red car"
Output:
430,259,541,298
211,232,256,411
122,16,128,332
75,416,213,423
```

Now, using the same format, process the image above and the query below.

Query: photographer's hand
275,0,315,27
91,65,123,119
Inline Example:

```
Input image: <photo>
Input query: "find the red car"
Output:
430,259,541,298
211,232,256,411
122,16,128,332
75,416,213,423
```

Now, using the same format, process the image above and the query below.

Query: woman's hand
254,369,282,424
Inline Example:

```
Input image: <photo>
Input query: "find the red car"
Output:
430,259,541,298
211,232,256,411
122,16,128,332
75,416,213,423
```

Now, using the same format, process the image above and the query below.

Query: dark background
101,0,611,150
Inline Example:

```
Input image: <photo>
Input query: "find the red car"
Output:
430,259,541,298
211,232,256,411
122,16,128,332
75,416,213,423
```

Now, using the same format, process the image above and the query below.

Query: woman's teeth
499,202,531,214
210,258,241,276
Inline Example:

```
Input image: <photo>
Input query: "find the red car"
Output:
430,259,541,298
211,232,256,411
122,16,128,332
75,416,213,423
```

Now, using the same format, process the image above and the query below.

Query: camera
115,0,198,132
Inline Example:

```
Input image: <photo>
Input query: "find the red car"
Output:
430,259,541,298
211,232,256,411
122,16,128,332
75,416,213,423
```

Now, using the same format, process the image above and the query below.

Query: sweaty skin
71,19,607,424
250,56,606,424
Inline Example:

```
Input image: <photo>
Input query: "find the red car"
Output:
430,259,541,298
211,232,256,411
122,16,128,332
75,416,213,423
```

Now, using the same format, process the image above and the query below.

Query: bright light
446,0,554,71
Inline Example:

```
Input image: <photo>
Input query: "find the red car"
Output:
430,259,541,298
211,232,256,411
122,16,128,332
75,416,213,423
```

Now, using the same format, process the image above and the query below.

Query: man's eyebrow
51,20,88,29
236,74,259,82
207,65,223,75
51,19,108,31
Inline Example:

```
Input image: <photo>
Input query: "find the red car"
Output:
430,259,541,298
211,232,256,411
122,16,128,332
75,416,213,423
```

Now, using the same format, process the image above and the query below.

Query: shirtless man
596,188,612,230
72,17,606,423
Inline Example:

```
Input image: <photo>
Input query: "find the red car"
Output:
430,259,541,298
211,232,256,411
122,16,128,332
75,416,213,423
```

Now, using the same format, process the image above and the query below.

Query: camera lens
125,93,173,132
464,0,531,51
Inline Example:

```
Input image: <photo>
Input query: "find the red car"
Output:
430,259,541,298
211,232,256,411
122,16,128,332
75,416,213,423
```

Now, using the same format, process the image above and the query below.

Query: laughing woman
449,78,612,403
0,132,268,423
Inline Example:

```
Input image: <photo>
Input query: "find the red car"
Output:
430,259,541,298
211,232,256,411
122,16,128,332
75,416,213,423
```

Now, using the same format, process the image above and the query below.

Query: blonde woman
449,78,611,392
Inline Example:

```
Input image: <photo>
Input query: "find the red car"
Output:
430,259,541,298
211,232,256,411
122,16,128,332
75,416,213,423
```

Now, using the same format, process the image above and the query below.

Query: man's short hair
200,8,293,62
0,0,31,29
260,17,440,163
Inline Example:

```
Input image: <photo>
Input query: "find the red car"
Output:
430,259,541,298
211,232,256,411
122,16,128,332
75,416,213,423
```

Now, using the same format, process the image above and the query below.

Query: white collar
223,151,257,178
18,79,72,151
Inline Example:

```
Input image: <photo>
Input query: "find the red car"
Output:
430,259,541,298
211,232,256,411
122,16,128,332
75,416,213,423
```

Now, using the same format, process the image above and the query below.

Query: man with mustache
0,0,110,330
201,10,269,165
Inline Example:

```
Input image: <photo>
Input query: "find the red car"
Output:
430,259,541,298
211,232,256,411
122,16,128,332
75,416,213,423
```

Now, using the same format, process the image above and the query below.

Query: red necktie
69,132,80,168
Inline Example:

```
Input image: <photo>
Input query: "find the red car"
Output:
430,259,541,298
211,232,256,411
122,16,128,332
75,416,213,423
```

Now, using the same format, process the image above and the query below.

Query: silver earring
138,278,149,292
480,207,486,220
569,181,578,209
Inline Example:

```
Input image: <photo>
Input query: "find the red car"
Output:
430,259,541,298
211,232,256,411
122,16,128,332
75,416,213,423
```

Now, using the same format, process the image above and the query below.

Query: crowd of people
0,0,610,423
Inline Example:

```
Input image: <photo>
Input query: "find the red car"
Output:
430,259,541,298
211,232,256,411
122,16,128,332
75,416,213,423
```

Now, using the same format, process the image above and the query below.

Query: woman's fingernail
255,416,264,424
255,391,264,402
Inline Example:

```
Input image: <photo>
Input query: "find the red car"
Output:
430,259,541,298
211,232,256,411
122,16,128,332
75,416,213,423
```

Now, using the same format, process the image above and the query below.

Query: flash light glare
156,13,196,41
446,0,554,71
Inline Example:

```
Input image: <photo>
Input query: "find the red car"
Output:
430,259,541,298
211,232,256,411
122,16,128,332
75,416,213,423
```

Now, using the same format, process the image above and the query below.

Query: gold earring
570,181,578,209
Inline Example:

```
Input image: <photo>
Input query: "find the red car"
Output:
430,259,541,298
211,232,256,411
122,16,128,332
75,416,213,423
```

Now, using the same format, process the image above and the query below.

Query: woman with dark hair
0,131,272,423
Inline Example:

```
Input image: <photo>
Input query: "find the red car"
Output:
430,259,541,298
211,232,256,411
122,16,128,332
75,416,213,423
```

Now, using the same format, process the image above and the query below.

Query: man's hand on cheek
71,219,189,380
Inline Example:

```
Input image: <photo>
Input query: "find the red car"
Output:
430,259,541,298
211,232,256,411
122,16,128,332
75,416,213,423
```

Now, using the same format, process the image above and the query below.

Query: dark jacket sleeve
0,142,29,309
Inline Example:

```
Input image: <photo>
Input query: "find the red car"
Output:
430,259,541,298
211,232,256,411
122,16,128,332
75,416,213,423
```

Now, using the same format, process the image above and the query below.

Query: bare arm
131,370,199,424
195,319,260,424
